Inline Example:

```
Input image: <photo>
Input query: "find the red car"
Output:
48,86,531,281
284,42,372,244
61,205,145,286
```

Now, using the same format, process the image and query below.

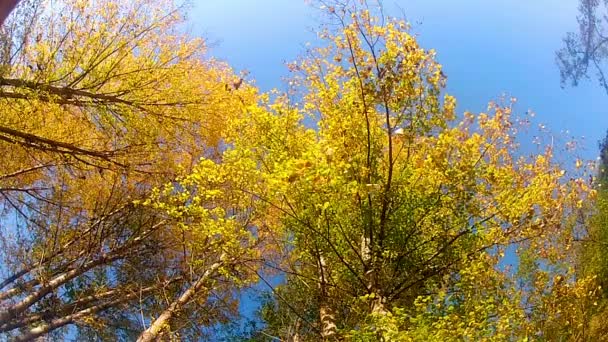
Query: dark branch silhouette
557,0,608,93
0,0,19,26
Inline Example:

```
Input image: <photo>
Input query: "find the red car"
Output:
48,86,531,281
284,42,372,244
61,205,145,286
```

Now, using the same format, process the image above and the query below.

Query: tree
0,0,601,340
557,1,608,337
230,2,598,340
557,0,608,93
0,0,257,339
567,130,608,340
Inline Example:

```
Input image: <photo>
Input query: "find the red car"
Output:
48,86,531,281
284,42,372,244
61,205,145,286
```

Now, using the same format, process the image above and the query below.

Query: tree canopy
557,0,608,94
0,0,603,341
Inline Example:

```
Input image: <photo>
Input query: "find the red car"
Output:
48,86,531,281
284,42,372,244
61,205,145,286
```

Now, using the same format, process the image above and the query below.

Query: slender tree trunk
0,220,163,325
0,251,129,326
291,319,302,342
319,305,337,340
12,285,157,342
0,205,129,294
0,287,124,333
0,249,89,302
136,257,225,342
0,278,181,334
317,254,336,340
0,275,39,302
361,235,386,315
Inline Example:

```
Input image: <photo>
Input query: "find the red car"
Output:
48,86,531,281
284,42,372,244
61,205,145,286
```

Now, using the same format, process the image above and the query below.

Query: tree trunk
317,254,336,340
291,319,302,342
0,252,128,326
361,235,387,315
13,285,155,342
0,220,163,325
136,257,225,342
0,204,130,295
0,277,181,334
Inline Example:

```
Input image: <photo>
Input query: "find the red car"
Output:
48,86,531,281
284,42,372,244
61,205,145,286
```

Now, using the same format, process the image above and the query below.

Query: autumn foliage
0,0,603,341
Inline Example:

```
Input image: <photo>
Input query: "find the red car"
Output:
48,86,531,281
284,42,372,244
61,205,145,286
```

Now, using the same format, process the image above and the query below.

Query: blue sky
192,0,608,160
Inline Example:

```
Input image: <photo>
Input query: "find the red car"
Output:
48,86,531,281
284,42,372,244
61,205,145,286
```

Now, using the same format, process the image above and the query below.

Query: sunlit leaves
0,0,602,340
242,2,598,340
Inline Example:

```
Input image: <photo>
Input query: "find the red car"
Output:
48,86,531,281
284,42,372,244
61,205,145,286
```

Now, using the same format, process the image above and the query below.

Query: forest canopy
0,0,604,341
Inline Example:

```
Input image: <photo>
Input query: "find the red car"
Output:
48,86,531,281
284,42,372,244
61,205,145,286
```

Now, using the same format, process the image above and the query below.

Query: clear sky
192,0,608,160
